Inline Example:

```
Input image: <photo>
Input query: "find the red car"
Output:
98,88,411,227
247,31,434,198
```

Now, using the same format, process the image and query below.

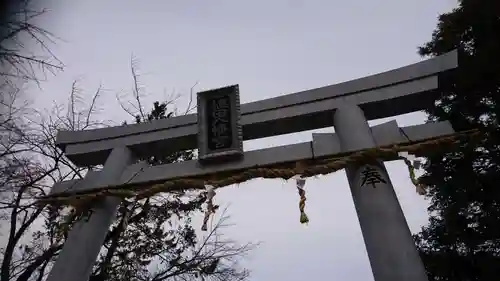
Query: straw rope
37,129,480,210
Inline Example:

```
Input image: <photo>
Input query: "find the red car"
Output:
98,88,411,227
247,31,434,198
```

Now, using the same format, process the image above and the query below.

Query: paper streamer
201,185,218,231
398,152,426,195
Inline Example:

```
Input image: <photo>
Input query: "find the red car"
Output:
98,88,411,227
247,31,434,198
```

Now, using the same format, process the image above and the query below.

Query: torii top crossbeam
56,51,458,167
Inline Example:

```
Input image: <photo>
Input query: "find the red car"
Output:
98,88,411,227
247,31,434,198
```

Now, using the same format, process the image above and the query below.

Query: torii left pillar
46,146,136,281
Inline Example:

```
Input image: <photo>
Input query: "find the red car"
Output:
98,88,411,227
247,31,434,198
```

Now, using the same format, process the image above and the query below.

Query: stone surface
333,103,429,281
46,147,137,281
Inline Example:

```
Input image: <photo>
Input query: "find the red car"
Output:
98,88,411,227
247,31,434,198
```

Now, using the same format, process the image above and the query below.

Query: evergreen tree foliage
414,1,500,280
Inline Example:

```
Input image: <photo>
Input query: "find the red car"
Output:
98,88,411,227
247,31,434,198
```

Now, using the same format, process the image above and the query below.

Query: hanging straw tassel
201,185,218,231
294,162,309,224
297,178,309,224
398,152,426,195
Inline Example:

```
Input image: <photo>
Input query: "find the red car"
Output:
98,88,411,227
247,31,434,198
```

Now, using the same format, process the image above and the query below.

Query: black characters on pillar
359,165,387,188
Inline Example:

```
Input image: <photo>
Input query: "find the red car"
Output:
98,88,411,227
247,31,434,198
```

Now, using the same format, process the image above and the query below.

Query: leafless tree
0,81,102,281
148,211,253,281
1,62,255,281
88,59,254,281
0,3,255,281
0,0,63,84
117,56,198,125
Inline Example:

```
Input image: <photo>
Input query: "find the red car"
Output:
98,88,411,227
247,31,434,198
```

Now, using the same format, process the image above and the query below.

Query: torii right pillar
333,103,429,281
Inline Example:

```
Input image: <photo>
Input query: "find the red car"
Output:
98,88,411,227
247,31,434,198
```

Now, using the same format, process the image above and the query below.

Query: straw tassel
294,162,309,224
297,177,309,224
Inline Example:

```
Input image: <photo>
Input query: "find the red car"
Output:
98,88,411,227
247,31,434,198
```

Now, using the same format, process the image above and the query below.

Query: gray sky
29,0,456,280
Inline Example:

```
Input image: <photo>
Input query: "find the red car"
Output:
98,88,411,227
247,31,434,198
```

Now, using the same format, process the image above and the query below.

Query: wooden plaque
197,84,243,164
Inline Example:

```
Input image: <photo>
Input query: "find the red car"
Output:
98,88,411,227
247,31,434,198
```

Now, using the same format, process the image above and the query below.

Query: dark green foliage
135,101,194,165
414,1,500,280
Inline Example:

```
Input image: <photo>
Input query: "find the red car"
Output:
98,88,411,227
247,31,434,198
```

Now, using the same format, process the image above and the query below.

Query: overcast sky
27,1,457,280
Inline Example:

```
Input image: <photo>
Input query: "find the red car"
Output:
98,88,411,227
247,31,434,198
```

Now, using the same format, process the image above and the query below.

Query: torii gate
40,50,469,281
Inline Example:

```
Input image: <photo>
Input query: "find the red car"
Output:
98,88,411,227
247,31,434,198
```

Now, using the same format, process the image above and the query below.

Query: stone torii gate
43,50,460,281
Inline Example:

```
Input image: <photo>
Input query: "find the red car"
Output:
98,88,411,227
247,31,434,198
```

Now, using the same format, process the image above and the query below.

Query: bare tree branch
184,81,199,115
130,55,147,122
0,0,63,84
150,210,256,281
0,80,105,281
